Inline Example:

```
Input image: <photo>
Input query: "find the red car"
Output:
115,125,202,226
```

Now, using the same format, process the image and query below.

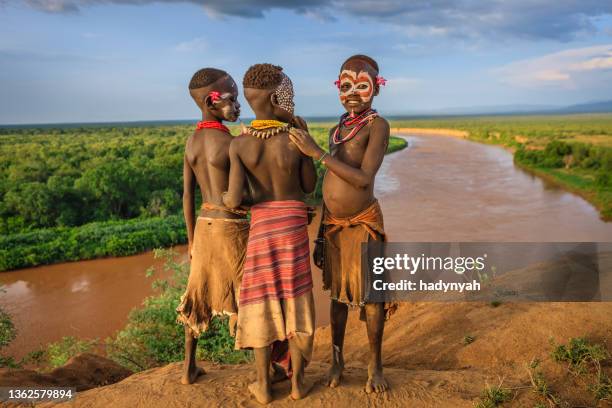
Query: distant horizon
1,2,611,124
2,102,612,128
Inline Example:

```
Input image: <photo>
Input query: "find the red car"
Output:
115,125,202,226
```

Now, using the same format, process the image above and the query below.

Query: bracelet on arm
317,152,329,163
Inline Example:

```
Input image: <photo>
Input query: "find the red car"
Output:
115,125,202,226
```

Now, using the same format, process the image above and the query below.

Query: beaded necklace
196,120,230,134
246,119,290,139
332,108,378,145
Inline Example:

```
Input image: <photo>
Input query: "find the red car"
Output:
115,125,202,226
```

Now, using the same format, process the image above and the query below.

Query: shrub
45,337,97,369
0,302,18,368
106,249,251,372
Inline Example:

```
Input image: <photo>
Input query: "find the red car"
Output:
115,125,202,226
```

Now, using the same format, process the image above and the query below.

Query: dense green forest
0,124,407,270
0,126,185,234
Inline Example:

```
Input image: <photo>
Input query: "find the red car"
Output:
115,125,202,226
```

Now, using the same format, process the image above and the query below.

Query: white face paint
338,69,374,104
274,73,295,115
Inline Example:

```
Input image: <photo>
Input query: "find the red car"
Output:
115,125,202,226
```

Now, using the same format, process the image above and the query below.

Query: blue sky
1,1,611,124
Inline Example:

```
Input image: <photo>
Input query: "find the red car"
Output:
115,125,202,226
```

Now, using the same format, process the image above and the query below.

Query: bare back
233,132,308,203
185,128,242,219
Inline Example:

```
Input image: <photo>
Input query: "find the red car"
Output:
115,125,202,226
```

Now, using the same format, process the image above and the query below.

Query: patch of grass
526,358,562,407
550,337,608,375
551,337,611,403
590,374,611,402
490,300,502,308
464,335,475,345
474,382,512,408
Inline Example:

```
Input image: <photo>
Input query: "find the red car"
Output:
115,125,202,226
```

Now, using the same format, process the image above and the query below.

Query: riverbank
393,114,612,220
30,302,612,407
3,133,611,407
4,132,611,363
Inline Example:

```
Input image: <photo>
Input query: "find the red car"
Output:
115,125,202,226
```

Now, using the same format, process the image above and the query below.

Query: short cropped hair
188,68,228,90
243,63,284,89
341,54,379,74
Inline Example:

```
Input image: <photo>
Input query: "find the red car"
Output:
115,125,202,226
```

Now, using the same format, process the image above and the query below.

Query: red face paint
338,69,374,104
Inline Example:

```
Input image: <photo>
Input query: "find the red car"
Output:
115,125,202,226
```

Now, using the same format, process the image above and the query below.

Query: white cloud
174,37,207,53
495,44,612,88
24,1,612,42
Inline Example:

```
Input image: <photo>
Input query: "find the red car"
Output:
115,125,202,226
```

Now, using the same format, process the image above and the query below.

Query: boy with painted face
289,54,395,394
176,68,249,385
223,63,317,404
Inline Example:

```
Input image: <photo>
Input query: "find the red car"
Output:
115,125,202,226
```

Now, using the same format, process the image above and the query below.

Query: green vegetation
551,337,609,375
45,337,97,369
0,295,18,368
0,215,185,271
392,113,612,219
474,382,512,408
549,337,611,403
106,249,251,372
526,358,561,407
0,124,406,270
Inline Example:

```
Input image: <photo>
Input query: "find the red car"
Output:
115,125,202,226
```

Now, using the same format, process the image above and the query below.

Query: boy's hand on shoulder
289,128,324,159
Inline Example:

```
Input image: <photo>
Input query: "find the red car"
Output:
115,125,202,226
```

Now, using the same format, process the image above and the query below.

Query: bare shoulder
371,116,390,134
185,130,197,144
184,131,197,151
229,133,252,155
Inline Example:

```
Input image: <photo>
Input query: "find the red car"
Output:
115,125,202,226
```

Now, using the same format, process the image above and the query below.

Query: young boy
289,54,395,394
176,67,249,385
223,63,317,404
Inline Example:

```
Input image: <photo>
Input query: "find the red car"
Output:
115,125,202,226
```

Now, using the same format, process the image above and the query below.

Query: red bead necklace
196,120,230,134
332,108,378,144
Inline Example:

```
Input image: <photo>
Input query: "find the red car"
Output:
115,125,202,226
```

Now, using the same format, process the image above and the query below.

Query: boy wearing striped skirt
223,63,317,404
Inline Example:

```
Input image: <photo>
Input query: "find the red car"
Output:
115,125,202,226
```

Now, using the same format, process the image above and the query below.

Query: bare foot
326,360,343,388
364,368,388,394
248,381,272,405
290,378,313,400
180,366,205,385
270,362,289,384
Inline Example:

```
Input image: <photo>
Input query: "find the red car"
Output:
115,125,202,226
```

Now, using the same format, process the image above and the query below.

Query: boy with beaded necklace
223,63,317,404
289,54,395,394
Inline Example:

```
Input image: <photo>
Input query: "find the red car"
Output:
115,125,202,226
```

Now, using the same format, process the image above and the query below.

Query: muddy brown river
1,133,611,359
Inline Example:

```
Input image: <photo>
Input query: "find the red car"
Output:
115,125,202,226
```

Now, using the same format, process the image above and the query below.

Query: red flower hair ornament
208,91,221,102
376,76,387,86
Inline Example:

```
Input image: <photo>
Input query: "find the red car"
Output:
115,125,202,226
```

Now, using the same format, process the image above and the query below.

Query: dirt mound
30,302,612,407
0,353,132,391
39,360,483,408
